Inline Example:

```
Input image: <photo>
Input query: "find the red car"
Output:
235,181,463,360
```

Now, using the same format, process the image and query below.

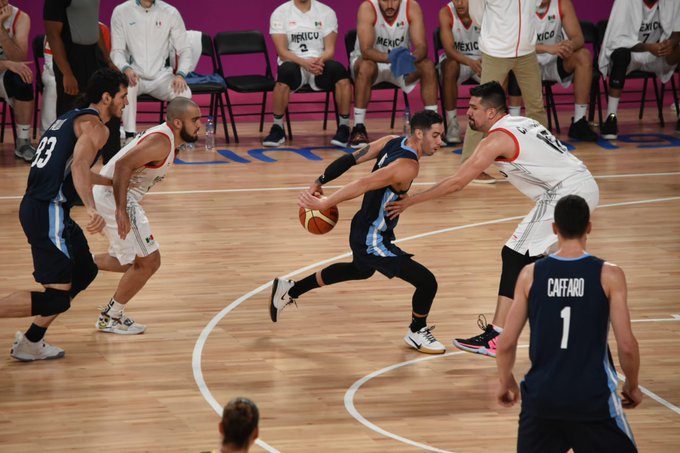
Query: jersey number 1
560,306,571,349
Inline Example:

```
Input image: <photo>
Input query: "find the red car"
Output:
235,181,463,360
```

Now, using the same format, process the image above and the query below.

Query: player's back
24,108,101,207
522,254,618,420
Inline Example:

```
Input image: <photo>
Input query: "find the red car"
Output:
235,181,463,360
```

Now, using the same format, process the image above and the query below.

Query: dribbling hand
298,191,327,210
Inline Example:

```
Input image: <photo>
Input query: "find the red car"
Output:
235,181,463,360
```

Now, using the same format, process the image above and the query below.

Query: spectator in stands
0,0,36,161
202,397,260,453
507,0,599,141
263,0,352,148
349,0,439,148
437,0,482,144
598,0,680,139
110,0,192,145
44,0,120,164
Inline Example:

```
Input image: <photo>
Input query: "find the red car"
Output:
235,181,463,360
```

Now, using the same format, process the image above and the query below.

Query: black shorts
349,242,413,278
19,197,94,285
518,410,637,453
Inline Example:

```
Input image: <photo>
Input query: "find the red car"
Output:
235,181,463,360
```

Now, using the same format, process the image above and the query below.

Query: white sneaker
445,120,461,144
96,312,146,335
10,331,65,361
269,277,296,322
404,326,446,354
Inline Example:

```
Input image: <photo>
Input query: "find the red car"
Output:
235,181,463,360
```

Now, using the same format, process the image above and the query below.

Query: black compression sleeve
317,153,356,185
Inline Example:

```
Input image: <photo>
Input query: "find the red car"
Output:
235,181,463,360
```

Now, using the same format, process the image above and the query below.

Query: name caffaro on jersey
547,278,585,297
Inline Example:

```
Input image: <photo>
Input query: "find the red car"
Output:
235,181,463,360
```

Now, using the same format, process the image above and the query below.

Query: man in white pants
111,0,192,144
93,97,201,334
385,81,599,359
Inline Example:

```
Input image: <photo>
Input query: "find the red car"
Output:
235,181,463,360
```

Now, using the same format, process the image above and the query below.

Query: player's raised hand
385,194,411,220
85,208,106,234
115,207,131,239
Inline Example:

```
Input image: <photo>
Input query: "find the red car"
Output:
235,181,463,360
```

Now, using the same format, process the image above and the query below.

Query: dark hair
76,68,129,108
409,110,443,134
554,195,590,239
222,397,259,448
469,81,507,113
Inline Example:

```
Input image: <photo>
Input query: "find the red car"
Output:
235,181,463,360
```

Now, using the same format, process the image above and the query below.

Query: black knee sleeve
321,262,375,285
3,70,33,102
498,246,541,299
31,288,72,316
69,258,99,298
314,60,349,90
609,48,632,90
397,258,438,316
277,62,302,90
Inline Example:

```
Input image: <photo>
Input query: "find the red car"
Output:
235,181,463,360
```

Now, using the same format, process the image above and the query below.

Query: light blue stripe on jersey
365,189,398,256
604,350,636,444
400,137,418,157
48,199,69,258
548,253,591,261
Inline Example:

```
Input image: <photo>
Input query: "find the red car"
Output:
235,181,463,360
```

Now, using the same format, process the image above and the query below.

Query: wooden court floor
0,110,679,452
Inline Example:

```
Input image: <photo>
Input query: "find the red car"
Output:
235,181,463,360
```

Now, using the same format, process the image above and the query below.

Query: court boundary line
192,196,680,452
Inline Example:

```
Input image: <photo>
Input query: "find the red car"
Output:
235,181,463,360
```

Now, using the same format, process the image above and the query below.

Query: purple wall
24,0,615,70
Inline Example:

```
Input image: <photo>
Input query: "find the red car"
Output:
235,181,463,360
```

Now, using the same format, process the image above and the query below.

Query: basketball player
496,194,641,453
598,0,680,139
349,0,439,148
0,68,127,361
202,397,260,453
92,97,201,335
0,0,37,161
438,0,481,144
263,0,352,148
385,81,599,358
270,110,447,354
507,0,599,141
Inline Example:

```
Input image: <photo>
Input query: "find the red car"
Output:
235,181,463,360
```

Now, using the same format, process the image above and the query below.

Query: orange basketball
299,205,339,235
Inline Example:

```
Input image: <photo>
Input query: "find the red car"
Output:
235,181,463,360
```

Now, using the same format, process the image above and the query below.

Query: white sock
104,299,126,318
338,114,350,127
272,114,284,128
509,105,521,116
424,104,438,112
574,104,587,122
17,124,30,140
607,96,619,116
492,324,504,334
446,110,457,124
354,108,366,125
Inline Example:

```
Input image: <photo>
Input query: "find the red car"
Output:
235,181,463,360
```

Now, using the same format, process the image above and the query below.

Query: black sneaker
568,117,598,142
349,124,369,149
330,124,351,147
452,315,500,358
263,124,285,147
600,113,618,140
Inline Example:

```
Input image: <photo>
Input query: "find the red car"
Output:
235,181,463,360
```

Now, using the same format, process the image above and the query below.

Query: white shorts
537,54,573,88
295,67,323,92
0,70,14,107
93,186,159,265
437,54,482,84
626,52,678,83
505,175,600,256
350,56,418,94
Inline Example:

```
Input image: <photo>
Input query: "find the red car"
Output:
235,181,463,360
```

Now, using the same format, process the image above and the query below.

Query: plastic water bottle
205,116,215,151
403,109,411,137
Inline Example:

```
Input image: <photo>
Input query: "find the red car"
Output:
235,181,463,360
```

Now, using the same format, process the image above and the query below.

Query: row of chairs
18,23,680,146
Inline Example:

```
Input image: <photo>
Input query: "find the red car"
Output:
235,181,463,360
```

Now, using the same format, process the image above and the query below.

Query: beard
180,124,199,143
468,118,479,131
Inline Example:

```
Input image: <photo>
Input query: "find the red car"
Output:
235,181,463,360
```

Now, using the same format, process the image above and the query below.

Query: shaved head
166,97,199,122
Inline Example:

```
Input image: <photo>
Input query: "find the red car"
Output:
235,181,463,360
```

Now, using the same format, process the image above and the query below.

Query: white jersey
638,1,662,44
99,123,176,203
471,0,537,58
490,115,593,201
535,0,565,47
351,0,411,60
110,0,192,79
0,5,21,61
269,0,338,64
446,2,481,58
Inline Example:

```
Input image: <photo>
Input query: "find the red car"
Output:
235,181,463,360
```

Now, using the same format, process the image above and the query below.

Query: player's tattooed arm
352,144,370,161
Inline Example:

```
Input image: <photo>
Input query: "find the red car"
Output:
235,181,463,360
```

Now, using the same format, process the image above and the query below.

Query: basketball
299,204,339,235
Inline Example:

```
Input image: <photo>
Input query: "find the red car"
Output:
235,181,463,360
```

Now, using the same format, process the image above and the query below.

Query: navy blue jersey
349,137,418,258
24,108,101,206
521,254,624,422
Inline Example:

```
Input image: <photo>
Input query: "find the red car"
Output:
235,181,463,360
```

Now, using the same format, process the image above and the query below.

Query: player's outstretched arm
496,264,532,407
604,262,642,409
